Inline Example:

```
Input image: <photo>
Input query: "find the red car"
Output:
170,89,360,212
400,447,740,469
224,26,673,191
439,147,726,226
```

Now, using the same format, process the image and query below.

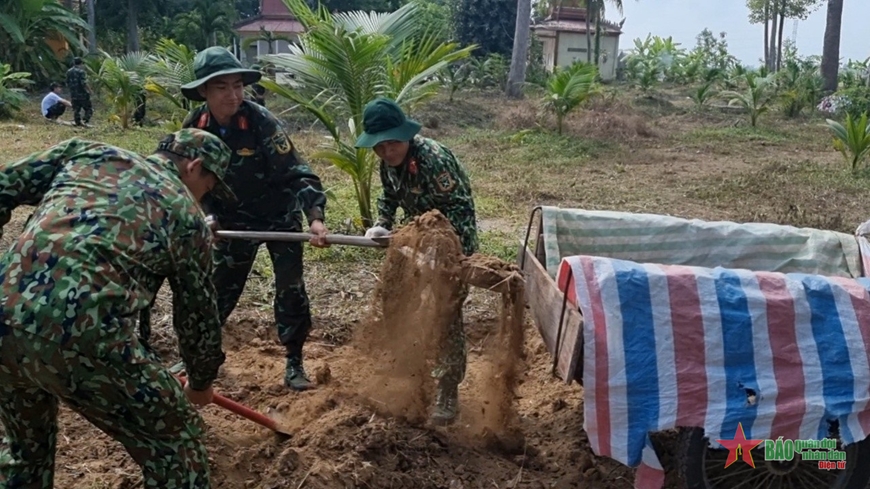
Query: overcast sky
613,0,869,67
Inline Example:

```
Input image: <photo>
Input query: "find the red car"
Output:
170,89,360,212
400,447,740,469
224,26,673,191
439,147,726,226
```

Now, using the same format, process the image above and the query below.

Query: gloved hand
205,214,220,232
365,225,390,239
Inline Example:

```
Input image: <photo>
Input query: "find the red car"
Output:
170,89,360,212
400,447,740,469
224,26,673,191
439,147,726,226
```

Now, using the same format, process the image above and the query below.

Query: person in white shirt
41,83,72,121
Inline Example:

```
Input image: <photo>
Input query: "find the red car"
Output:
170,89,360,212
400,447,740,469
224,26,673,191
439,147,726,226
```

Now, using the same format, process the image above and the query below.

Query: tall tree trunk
594,14,601,66
86,0,97,54
776,0,786,71
767,0,778,72
127,0,140,52
820,0,844,92
506,0,532,98
585,0,592,63
763,0,769,68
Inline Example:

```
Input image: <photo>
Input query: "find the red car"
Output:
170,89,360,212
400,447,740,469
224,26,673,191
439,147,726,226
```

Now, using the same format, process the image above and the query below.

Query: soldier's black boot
284,356,312,391
431,382,458,425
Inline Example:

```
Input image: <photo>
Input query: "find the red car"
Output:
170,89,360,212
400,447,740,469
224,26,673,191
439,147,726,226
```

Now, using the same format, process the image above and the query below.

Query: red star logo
716,422,764,469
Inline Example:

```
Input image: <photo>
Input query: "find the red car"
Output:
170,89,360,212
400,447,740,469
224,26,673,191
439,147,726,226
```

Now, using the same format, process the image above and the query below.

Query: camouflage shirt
0,138,224,390
65,66,89,99
376,135,478,256
183,101,327,231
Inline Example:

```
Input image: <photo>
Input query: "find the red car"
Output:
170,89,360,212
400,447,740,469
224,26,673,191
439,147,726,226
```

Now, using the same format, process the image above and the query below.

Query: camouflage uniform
182,101,327,368
374,135,479,414
0,132,230,488
65,64,92,126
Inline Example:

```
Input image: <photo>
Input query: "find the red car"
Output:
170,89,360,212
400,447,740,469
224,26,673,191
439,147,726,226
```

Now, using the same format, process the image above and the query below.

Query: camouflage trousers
0,327,210,489
214,238,311,358
432,285,469,391
71,96,92,125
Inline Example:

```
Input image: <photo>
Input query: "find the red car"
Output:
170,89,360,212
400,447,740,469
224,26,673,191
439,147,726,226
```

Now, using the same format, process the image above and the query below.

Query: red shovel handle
174,374,288,435
211,392,281,432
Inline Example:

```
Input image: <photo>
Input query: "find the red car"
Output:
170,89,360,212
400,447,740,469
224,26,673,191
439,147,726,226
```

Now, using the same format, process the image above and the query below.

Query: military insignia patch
271,131,293,154
435,172,456,193
237,148,256,157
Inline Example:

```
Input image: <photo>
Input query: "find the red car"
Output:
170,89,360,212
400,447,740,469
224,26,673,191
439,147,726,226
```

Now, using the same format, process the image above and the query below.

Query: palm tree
95,51,152,129
86,0,96,53
542,62,598,134
127,0,139,52
258,0,474,226
820,0,843,92
145,38,199,113
506,0,532,98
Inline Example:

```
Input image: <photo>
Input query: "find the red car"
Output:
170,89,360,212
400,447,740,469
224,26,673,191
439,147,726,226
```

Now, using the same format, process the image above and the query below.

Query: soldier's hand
183,383,214,407
309,219,330,248
205,215,222,242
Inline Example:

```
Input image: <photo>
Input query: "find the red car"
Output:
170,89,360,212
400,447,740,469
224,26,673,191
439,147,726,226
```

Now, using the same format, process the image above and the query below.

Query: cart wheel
679,424,870,489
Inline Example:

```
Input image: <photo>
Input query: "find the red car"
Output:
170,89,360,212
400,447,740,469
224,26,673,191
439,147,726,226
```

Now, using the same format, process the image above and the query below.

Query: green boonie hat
181,47,262,102
355,97,422,148
156,128,236,202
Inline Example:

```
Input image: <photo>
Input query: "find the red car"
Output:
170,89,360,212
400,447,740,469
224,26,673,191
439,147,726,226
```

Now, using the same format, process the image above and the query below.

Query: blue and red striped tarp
558,255,870,489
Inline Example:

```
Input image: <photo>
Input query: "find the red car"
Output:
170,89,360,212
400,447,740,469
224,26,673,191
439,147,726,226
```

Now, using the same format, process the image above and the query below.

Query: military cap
181,47,262,102
355,97,422,148
156,128,236,202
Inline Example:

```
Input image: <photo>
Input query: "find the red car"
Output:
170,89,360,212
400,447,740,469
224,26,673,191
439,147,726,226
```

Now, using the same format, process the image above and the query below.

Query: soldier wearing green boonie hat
356,97,479,425
0,129,234,487
169,46,330,392
180,47,262,102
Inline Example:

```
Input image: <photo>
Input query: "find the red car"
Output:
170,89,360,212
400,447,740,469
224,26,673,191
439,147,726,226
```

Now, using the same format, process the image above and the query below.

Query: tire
679,424,870,489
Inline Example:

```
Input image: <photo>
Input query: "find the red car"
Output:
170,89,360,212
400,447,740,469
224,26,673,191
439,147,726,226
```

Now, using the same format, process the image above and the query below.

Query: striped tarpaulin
541,206,863,280
558,255,870,489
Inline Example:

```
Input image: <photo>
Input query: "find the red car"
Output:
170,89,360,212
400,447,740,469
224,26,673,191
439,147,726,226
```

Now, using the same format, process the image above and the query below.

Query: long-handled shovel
176,375,292,438
215,230,389,248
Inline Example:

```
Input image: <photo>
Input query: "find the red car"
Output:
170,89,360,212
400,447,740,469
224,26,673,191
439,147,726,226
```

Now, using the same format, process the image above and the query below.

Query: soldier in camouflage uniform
0,128,234,488
65,57,93,126
178,47,329,391
356,97,478,425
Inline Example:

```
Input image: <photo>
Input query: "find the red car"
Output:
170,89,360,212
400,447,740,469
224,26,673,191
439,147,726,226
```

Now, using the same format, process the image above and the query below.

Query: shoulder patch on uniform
435,171,456,193
270,130,293,155
238,115,249,131
197,112,209,128
237,148,256,157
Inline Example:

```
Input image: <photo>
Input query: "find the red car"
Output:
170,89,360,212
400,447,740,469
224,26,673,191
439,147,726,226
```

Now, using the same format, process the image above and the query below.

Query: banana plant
436,61,473,102
258,0,474,227
0,63,33,118
826,112,870,173
0,0,89,83
722,71,774,127
541,62,598,135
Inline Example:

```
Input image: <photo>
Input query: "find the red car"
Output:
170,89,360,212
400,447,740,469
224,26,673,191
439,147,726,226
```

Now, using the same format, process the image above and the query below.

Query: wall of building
554,32,619,81
238,36,296,63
